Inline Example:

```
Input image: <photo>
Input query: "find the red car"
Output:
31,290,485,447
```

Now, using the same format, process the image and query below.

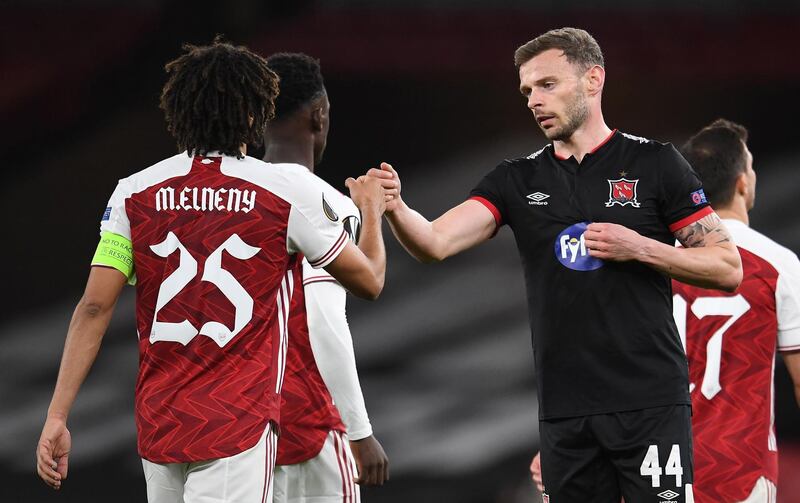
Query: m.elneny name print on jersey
154,186,257,213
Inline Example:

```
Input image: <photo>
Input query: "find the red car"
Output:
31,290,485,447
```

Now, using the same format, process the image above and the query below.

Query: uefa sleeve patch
92,231,135,284
102,206,112,221
690,189,707,206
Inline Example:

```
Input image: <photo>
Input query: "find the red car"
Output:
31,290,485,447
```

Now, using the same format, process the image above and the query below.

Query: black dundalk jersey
470,130,712,419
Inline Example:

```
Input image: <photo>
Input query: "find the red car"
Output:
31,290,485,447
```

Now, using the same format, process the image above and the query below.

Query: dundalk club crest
605,177,641,208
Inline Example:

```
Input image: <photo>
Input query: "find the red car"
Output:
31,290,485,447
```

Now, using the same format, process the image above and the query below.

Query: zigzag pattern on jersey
674,247,780,502
277,268,345,466
128,156,296,463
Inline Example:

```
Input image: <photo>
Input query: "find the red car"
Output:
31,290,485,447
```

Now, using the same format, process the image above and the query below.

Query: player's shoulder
118,152,193,195
495,144,552,173
226,156,315,184
225,157,340,202
617,131,676,154
729,220,800,272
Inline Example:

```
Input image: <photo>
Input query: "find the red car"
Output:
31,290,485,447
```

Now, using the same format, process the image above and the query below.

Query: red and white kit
98,152,349,501
673,219,800,503
274,189,370,503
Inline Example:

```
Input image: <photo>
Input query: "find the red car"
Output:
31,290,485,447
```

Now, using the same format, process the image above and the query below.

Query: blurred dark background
2,1,800,502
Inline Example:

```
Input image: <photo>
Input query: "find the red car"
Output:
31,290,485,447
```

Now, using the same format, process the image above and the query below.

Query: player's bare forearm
357,207,386,296
385,199,445,262
661,214,741,291
332,177,387,299
585,214,742,291
386,199,495,263
38,267,125,490
639,238,739,291
783,350,800,407
48,267,125,418
368,163,494,262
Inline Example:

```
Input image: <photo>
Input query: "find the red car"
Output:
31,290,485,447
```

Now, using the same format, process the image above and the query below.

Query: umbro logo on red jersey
527,192,550,206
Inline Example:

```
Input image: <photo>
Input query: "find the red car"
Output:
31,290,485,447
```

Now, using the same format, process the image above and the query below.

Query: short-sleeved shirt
278,189,361,465
469,130,711,419
97,152,349,463
673,219,800,502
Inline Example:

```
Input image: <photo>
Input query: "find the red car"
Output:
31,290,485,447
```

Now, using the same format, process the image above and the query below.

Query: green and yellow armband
92,231,136,284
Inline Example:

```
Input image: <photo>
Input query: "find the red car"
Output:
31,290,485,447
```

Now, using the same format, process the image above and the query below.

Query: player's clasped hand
36,417,71,490
345,175,388,215
366,162,401,212
584,222,645,262
350,435,389,487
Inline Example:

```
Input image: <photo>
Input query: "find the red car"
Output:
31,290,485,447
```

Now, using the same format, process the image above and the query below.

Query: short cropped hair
159,36,279,158
514,27,604,70
266,52,325,120
681,119,750,208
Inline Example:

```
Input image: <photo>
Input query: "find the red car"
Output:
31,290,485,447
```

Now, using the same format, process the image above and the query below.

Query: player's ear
311,106,324,133
585,65,604,97
735,171,748,198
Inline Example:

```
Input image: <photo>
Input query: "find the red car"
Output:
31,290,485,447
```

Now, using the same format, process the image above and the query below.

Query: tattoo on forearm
675,213,732,248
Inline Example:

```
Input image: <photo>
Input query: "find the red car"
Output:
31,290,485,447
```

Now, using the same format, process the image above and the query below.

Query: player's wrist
345,425,373,441
45,410,68,423
385,197,409,220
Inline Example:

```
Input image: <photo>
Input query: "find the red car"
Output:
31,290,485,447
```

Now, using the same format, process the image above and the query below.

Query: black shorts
539,404,694,503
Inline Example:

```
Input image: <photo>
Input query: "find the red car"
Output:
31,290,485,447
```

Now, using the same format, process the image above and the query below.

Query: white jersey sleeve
99,179,133,239
302,207,373,440
285,171,348,268
776,249,800,351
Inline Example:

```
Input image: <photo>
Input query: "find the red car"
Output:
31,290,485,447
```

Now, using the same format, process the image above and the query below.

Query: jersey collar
552,129,618,162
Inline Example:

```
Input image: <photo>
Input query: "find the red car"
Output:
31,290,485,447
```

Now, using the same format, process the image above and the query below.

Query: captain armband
91,231,136,285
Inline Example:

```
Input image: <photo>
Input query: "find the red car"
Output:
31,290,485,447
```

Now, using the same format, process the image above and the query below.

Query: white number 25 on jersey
149,232,260,347
673,294,751,399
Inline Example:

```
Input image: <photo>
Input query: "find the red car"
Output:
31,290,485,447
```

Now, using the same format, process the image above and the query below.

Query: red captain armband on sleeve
469,196,503,228
668,206,714,233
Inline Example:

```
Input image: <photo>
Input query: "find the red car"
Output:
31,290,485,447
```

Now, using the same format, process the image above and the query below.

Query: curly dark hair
160,36,280,158
265,52,325,120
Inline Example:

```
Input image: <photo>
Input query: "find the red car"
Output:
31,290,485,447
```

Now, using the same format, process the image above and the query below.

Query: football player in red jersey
675,119,800,503
36,39,389,503
262,52,389,502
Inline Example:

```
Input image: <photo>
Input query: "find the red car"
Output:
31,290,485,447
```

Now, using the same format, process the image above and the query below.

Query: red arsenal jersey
673,219,800,502
97,153,348,463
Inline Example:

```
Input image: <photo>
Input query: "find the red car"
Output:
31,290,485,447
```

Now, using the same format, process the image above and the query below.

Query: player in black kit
366,28,742,502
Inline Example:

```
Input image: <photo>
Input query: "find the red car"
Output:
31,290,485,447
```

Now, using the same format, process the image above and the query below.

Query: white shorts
738,476,777,503
273,430,360,503
141,423,278,503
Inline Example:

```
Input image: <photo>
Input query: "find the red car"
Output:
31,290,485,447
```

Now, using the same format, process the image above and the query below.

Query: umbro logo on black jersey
527,192,549,206
656,490,680,501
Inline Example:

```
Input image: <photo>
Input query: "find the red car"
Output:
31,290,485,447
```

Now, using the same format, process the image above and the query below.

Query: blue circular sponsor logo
554,222,604,271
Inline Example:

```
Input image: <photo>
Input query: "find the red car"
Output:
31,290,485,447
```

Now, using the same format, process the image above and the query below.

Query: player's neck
262,138,315,172
715,202,749,227
552,115,612,164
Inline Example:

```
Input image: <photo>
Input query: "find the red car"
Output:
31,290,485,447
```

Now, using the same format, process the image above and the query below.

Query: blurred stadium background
2,1,800,502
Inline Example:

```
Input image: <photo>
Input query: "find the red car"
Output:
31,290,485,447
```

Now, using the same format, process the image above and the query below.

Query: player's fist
584,222,644,262
366,162,402,213
530,451,543,492
37,417,71,490
346,175,386,216
350,435,389,487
